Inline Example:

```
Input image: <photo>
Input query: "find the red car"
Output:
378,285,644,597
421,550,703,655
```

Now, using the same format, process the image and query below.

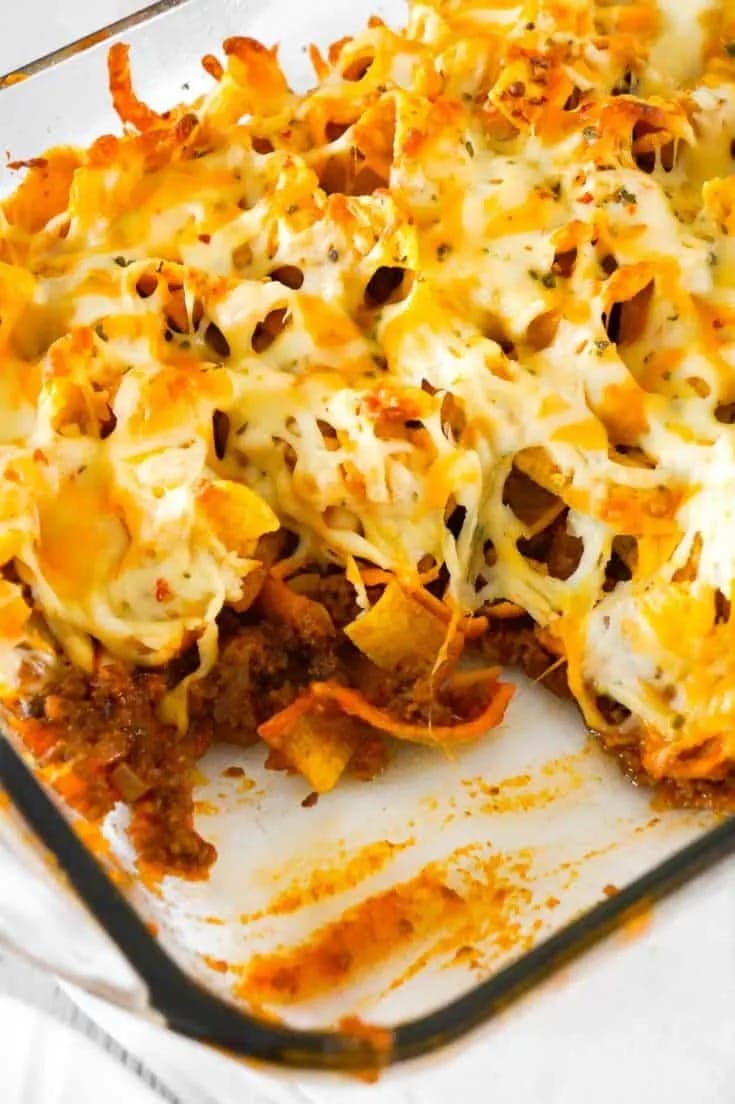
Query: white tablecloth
0,991,166,1104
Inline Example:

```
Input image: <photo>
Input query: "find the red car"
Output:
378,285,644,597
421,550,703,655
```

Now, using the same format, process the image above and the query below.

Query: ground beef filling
10,585,734,879
479,616,569,699
8,573,487,876
481,614,735,812
12,600,357,875
15,664,215,876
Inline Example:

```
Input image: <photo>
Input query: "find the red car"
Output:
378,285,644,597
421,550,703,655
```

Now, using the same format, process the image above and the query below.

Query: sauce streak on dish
239,837,415,925
234,844,534,1005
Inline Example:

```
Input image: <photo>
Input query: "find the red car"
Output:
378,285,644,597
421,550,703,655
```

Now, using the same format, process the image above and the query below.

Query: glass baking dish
0,0,734,1076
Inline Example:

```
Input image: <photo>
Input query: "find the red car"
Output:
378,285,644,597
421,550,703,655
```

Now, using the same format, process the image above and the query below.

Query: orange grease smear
235,845,534,1005
194,800,218,816
385,850,536,994
619,901,654,942
204,955,230,974
338,1017,393,1081
240,838,414,924
73,818,134,891
461,750,587,814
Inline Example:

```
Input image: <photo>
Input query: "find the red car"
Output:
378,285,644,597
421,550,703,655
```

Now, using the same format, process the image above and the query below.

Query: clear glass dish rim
0,0,734,1074
0,0,193,85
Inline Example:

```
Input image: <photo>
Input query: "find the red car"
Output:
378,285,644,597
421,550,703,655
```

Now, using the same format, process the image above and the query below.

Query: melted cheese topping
3,1,735,778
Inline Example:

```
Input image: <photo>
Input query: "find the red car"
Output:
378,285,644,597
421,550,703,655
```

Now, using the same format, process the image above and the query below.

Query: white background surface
0,2,734,1102
0,995,162,1104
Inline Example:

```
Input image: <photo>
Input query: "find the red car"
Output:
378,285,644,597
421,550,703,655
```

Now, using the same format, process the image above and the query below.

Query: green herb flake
114,255,132,267
465,139,475,158
671,713,685,729
615,185,637,205
541,271,556,288
436,243,451,261
726,42,735,57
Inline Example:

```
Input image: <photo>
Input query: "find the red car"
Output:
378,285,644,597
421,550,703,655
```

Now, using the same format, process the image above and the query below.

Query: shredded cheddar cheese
2,0,735,784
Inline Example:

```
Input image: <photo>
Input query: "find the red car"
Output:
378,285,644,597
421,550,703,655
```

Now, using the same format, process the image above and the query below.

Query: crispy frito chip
345,581,451,678
197,479,279,556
